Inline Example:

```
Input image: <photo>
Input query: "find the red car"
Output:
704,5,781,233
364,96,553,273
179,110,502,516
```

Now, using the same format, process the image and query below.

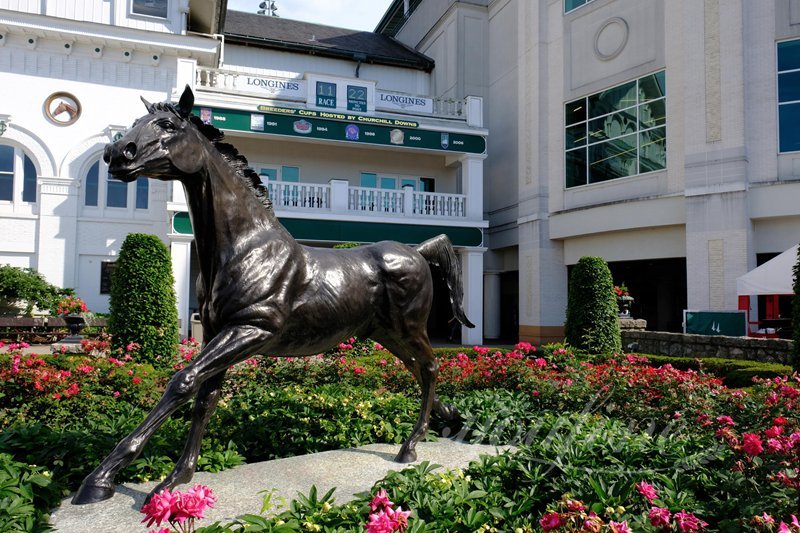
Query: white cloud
227,0,394,31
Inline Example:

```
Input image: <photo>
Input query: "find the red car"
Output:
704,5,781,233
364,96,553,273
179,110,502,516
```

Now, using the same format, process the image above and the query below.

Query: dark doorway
606,257,687,332
499,271,519,342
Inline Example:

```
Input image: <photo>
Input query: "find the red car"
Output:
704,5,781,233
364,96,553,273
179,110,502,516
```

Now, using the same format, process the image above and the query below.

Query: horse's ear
140,96,155,114
177,85,194,118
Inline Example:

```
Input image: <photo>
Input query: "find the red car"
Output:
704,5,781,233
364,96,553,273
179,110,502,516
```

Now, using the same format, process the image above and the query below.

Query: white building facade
0,1,488,344
379,0,800,342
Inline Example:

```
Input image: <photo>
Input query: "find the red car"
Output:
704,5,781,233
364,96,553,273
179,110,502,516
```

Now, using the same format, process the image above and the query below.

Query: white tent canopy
736,245,798,296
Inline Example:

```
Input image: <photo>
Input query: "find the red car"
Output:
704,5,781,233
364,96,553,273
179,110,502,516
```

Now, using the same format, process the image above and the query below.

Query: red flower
742,433,764,456
132,376,142,385
539,512,564,532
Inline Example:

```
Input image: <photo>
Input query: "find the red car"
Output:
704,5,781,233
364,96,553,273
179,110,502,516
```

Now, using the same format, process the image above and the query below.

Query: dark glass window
565,71,666,188
22,155,36,203
135,177,149,209
132,0,168,18
107,174,128,208
778,40,800,152
0,145,13,201
85,161,99,206
564,0,594,13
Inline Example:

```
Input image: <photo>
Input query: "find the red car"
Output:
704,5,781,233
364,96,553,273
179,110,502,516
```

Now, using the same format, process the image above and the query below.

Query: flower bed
0,339,797,531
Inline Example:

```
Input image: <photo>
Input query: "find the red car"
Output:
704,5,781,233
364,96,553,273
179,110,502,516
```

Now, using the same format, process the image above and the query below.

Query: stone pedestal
619,318,647,331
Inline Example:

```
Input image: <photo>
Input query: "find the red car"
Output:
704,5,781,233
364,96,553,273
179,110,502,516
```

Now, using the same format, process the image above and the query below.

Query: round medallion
44,92,82,126
594,17,629,61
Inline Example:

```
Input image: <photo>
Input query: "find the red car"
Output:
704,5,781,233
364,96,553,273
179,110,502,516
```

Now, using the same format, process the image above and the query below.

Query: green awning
172,212,482,247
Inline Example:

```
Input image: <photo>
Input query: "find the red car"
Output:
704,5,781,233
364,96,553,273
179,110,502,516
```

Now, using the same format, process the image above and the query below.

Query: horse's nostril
123,142,137,160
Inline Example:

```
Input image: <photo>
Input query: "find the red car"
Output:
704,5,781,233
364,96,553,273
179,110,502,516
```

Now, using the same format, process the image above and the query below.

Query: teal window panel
281,166,300,182
360,173,377,188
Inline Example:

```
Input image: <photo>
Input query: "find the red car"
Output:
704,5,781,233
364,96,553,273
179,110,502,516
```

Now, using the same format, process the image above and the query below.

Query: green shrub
108,233,178,367
0,453,63,532
564,256,621,354
0,265,65,316
793,244,800,371
640,354,792,387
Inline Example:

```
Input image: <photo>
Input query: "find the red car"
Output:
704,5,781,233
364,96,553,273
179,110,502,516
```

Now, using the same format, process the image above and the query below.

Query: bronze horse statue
73,86,474,505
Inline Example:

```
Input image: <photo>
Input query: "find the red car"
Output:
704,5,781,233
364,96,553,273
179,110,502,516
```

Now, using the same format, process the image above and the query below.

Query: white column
483,272,501,339
460,155,484,221
170,236,193,338
329,179,349,214
36,176,79,288
402,184,414,216
176,58,197,93
459,248,484,345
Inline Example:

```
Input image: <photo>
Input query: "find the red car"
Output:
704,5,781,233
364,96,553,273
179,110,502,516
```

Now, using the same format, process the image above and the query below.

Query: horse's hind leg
146,370,227,501
379,334,439,463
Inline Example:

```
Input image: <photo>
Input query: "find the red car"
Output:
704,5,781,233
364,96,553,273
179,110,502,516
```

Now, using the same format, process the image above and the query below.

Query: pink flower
767,438,784,453
354,367,366,374
649,507,672,528
366,509,395,533
716,415,735,426
132,376,142,385
386,506,411,530
141,489,178,527
113,391,120,397
539,512,564,532
674,510,709,532
765,425,784,438
609,520,632,533
149,529,170,533
370,489,393,512
636,481,658,503
742,433,764,456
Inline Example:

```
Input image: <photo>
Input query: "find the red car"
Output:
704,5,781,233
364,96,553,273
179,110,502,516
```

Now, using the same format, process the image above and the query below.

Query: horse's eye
163,122,175,131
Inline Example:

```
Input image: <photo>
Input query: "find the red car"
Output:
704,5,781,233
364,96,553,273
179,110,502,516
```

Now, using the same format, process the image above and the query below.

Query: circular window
44,92,82,126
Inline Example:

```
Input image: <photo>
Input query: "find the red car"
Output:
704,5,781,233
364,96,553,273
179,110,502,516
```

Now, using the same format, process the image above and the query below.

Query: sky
226,0,396,32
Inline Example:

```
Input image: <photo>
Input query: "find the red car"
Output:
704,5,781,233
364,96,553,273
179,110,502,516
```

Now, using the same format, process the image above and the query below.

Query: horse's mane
154,102,273,210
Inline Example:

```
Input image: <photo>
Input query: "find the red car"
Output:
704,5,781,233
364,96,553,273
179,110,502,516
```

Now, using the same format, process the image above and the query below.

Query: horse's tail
415,234,476,328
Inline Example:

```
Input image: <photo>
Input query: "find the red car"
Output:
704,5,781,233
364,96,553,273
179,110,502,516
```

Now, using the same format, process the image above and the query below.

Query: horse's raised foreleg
146,370,227,502
72,326,267,505
380,335,438,463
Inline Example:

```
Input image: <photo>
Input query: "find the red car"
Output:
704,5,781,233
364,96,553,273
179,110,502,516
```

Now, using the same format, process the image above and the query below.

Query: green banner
172,212,483,247
193,106,486,155
684,311,747,337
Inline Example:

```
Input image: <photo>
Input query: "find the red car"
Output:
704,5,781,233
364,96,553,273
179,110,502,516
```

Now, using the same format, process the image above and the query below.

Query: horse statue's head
104,85,205,182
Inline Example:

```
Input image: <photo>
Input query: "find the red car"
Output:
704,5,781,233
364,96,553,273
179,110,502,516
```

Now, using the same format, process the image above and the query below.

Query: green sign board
193,106,486,155
172,212,483,247
316,81,337,108
683,310,747,337
347,85,367,112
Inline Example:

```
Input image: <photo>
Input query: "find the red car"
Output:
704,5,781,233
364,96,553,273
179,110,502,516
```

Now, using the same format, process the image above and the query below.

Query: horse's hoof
439,404,461,422
72,482,115,505
395,448,417,463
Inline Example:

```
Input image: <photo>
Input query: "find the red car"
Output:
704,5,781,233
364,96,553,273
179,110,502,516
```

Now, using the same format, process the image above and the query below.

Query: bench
0,316,107,344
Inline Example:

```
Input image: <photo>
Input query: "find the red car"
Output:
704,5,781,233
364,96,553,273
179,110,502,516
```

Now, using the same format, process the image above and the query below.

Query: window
83,159,148,211
778,40,800,152
253,165,300,185
565,0,596,13
0,144,37,203
132,0,168,18
565,71,666,188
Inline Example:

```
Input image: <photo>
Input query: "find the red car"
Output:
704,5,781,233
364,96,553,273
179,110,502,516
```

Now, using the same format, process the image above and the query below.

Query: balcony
194,66,470,122
267,180,469,220
168,180,474,223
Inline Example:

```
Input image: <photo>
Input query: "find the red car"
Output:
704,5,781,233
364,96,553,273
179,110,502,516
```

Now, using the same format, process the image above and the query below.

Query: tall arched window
83,159,148,211
0,144,37,203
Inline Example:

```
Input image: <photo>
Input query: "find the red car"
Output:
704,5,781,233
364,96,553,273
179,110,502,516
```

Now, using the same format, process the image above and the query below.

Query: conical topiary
564,256,622,354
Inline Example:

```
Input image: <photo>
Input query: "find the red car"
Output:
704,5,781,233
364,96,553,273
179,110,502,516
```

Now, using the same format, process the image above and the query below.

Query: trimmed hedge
793,244,800,371
108,234,178,367
564,256,621,354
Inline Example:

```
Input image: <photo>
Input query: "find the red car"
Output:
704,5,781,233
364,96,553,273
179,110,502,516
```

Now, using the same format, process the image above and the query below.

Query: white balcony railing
267,181,330,210
411,191,466,218
193,66,470,121
348,186,405,215
256,180,470,221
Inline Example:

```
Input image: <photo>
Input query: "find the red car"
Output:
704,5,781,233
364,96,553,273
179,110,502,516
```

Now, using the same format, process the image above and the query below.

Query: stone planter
617,295,634,318
61,314,85,343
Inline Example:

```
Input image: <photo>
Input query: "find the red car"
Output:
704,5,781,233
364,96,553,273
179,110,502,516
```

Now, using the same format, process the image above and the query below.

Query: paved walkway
50,439,513,532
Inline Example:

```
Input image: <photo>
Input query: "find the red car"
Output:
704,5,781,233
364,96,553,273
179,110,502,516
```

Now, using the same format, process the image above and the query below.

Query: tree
564,256,622,354
792,245,800,371
109,233,178,366
0,265,65,316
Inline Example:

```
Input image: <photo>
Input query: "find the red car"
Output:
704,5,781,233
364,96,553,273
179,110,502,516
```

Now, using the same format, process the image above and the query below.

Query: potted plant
55,295,88,342
614,283,634,318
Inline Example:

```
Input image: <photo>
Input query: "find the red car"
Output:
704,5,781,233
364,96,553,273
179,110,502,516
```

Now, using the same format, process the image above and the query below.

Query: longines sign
234,75,306,100
376,91,433,114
